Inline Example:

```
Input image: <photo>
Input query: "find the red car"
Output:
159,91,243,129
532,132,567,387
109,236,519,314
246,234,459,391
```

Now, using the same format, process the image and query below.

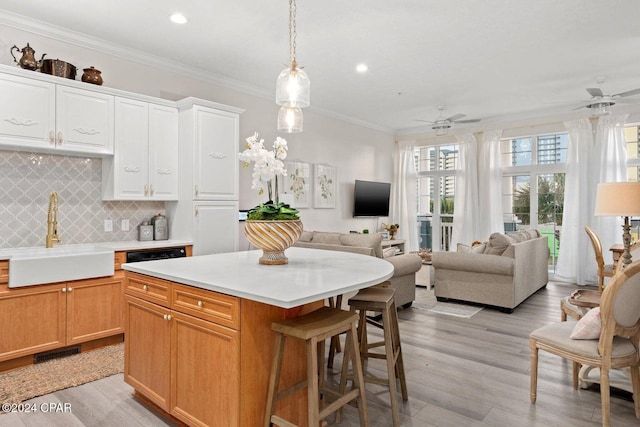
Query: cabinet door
0,73,55,150
170,310,240,427
0,284,65,362
112,97,149,199
56,85,114,155
124,295,171,411
193,201,239,256
193,107,239,200
65,275,124,345
149,104,179,200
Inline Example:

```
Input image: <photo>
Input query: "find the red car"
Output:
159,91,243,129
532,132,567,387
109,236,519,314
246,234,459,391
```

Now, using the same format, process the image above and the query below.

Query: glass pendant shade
276,63,310,108
277,106,303,133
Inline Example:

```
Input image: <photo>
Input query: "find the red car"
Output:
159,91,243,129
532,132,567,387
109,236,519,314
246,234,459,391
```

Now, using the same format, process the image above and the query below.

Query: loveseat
294,231,422,307
431,229,549,312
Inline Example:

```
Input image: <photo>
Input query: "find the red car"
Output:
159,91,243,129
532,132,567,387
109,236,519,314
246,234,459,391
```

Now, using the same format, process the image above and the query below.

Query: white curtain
450,133,479,248
477,129,504,238
555,118,594,284
588,114,628,283
391,140,419,252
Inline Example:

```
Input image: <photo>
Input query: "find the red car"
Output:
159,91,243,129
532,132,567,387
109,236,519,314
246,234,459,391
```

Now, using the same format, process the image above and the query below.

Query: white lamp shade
275,65,310,108
594,182,640,216
277,106,303,133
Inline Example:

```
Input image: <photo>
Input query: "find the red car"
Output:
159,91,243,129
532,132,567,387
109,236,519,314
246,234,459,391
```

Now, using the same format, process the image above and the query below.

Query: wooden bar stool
341,287,408,427
264,306,369,427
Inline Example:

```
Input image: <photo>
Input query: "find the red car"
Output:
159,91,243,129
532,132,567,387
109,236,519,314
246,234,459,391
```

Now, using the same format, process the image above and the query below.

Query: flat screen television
353,180,391,217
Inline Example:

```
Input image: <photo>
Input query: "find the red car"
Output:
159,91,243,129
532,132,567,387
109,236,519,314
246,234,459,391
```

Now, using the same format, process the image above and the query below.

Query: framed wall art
281,160,310,208
313,164,336,208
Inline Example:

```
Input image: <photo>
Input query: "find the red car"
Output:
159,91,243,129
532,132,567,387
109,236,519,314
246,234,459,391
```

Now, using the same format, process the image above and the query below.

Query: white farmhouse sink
8,245,115,288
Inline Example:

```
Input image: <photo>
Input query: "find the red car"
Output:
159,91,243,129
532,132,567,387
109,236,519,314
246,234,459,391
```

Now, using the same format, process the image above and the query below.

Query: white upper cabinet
55,85,114,155
192,106,239,200
0,71,114,155
0,72,55,149
102,97,178,201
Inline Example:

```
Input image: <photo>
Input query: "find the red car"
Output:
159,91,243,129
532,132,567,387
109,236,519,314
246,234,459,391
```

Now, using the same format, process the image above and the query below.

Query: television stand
381,239,405,255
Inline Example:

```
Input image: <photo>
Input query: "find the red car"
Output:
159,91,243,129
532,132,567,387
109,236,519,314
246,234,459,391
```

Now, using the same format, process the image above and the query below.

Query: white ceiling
1,0,639,135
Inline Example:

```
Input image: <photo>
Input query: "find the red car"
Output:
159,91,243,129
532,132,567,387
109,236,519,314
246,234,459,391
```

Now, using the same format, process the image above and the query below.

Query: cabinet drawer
0,260,7,285
171,284,239,330
125,272,170,307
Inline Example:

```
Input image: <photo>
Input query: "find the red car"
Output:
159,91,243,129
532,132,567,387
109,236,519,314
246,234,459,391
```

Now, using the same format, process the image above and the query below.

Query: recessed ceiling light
170,13,188,24
356,64,368,73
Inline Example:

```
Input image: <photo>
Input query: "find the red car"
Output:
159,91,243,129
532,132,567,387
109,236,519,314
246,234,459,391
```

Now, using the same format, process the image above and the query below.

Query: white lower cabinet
192,201,239,256
102,97,178,200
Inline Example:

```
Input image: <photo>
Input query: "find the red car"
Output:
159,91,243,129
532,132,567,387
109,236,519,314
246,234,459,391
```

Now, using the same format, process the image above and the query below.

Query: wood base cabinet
125,274,240,427
0,273,124,362
124,272,319,427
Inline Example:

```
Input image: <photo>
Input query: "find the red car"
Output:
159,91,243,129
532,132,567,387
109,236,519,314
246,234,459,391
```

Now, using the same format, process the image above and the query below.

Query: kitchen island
122,247,393,427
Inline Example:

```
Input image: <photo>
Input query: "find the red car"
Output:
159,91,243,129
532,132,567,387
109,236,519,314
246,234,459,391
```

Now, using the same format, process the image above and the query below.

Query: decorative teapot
10,43,47,71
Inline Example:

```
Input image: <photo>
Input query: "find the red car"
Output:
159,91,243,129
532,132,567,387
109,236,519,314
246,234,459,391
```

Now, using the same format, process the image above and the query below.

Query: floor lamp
594,182,640,268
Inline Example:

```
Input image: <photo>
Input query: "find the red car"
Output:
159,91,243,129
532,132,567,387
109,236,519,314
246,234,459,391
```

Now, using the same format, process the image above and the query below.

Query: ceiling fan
416,106,481,136
574,77,640,116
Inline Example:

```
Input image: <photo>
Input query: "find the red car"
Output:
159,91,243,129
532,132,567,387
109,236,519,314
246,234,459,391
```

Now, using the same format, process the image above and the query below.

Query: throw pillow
311,232,342,245
570,307,601,340
299,230,314,242
457,243,486,254
339,233,383,258
506,231,528,242
484,233,516,256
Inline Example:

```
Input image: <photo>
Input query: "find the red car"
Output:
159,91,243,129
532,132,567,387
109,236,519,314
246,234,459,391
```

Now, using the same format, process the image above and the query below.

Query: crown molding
0,10,395,136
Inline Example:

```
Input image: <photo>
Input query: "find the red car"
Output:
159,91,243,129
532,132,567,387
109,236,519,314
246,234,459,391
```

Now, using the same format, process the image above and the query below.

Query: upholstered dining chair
530,260,640,427
586,225,616,292
560,226,616,322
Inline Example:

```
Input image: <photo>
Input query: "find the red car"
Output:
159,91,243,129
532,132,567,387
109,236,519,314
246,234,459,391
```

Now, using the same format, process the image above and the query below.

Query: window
625,124,640,241
415,144,458,251
501,134,568,270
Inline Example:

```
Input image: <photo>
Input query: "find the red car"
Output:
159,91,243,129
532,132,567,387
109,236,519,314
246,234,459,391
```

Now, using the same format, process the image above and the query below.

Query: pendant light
276,0,310,133
277,106,303,133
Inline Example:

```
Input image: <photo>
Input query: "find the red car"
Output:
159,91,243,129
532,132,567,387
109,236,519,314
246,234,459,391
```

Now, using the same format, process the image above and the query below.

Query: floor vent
34,346,80,364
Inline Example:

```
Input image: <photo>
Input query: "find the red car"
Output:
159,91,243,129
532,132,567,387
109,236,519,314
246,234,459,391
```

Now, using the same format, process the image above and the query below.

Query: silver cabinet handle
49,130,55,144
144,184,149,197
197,301,203,308
61,287,67,293
67,287,73,292
194,206,199,216
163,314,172,321
57,131,63,144
194,185,199,197
150,185,154,197
143,285,148,291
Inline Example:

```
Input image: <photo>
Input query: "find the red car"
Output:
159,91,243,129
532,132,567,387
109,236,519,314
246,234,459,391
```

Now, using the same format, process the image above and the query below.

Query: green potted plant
239,133,302,265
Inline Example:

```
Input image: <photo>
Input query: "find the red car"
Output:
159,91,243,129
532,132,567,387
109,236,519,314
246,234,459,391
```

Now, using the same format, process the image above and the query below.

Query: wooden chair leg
600,366,611,427
631,365,640,418
307,337,320,427
382,306,401,426
572,362,580,389
347,322,370,427
529,341,538,404
389,300,408,400
264,333,285,427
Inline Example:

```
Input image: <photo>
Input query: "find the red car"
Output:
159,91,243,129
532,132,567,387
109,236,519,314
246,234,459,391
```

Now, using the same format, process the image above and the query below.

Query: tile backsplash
0,150,164,248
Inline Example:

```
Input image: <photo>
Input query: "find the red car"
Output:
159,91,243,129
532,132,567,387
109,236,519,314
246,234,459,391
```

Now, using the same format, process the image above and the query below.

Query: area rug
0,343,124,405
412,287,483,318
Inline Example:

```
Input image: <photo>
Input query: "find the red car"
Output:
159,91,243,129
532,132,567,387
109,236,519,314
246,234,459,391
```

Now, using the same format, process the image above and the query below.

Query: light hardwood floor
1,281,638,426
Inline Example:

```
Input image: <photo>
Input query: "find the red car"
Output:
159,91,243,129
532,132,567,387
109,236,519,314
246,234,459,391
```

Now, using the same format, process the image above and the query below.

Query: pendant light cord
289,0,297,66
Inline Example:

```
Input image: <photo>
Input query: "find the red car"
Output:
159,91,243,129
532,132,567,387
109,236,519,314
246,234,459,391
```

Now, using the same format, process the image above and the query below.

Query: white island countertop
122,247,394,309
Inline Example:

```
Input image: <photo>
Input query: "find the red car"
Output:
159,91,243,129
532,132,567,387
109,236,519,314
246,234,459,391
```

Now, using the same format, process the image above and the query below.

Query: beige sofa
294,231,422,307
431,230,549,312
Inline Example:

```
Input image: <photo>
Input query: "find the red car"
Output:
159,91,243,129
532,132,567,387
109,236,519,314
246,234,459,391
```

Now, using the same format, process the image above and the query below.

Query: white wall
0,24,395,247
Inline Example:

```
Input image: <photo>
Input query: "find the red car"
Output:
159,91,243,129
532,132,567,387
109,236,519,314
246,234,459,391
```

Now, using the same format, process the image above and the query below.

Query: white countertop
0,240,193,260
122,247,394,309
